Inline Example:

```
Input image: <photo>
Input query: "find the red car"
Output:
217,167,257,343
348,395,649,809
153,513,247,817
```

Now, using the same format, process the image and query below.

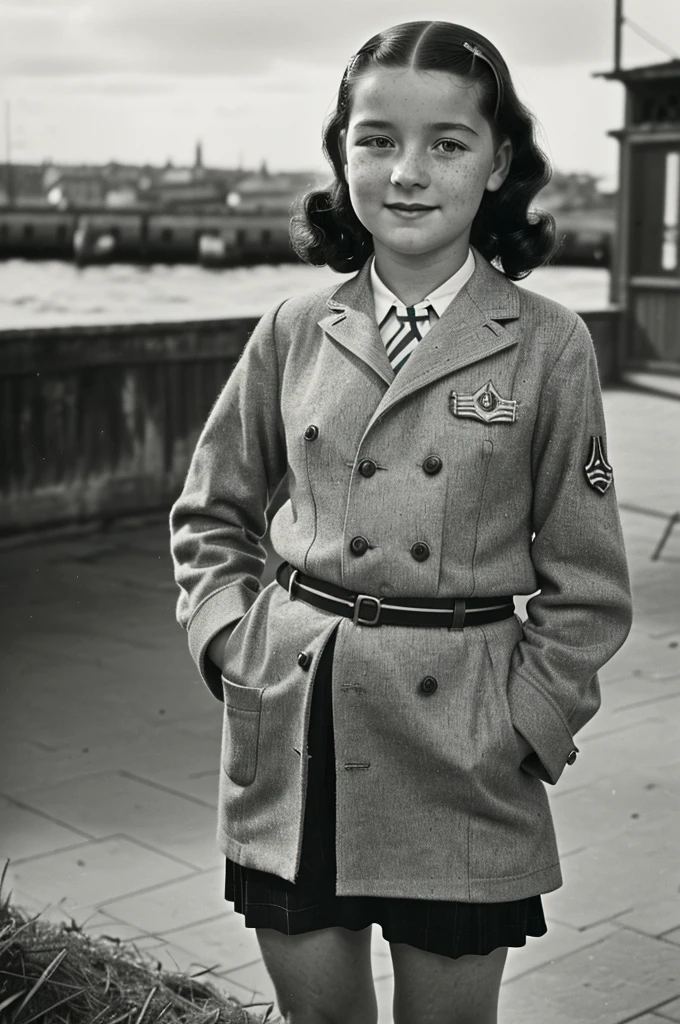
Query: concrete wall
0,308,622,537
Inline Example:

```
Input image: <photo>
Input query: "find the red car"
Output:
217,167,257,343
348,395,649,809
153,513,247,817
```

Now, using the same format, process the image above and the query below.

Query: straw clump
0,862,280,1024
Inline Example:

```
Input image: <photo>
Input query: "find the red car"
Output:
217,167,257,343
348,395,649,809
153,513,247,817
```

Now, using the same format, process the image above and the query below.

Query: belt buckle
353,593,382,626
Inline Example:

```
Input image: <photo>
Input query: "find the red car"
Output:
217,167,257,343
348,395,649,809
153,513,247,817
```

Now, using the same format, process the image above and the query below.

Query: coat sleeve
169,301,288,700
507,313,633,785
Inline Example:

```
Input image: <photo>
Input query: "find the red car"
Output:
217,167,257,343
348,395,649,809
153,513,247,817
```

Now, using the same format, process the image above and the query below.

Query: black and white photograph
1,2,679,1022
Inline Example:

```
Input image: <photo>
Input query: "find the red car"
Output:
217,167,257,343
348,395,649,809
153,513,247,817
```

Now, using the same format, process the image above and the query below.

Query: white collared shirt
369,248,476,332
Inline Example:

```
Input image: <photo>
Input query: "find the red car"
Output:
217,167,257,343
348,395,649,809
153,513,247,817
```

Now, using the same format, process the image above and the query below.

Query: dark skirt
225,625,548,959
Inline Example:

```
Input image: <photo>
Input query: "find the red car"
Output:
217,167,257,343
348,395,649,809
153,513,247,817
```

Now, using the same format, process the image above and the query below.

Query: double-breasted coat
169,247,633,903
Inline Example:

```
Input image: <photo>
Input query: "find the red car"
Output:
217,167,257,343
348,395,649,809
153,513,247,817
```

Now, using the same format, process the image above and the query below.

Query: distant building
0,162,48,205
231,160,326,213
44,167,106,207
104,186,140,208
1,148,323,213
537,171,615,214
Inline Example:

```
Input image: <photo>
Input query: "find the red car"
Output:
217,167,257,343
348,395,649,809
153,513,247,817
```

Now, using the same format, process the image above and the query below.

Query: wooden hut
598,58,680,374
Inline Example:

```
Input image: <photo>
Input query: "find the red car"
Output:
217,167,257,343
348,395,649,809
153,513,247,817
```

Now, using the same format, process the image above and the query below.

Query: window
633,85,680,126
662,151,679,272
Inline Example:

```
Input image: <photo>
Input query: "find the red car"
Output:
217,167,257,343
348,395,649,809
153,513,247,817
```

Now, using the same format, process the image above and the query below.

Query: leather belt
275,560,514,630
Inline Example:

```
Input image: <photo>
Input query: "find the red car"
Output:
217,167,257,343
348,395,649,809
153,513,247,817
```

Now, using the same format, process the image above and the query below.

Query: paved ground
1,384,679,1024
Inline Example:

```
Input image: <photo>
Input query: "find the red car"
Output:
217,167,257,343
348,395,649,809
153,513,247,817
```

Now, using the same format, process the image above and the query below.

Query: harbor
0,259,611,330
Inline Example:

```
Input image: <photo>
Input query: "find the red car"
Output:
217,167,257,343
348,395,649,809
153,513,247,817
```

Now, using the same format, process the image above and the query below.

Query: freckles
438,162,487,202
348,156,387,194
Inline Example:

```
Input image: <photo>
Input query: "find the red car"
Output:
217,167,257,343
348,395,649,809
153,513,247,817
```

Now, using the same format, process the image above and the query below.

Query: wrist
207,624,236,670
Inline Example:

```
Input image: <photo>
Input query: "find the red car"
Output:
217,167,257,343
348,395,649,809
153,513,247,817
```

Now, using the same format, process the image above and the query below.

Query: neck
372,238,471,307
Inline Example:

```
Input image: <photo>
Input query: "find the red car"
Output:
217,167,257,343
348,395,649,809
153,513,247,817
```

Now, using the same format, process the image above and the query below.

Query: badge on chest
449,380,517,424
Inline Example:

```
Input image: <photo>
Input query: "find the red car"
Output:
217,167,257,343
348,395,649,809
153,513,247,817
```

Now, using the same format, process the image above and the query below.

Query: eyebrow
351,119,479,137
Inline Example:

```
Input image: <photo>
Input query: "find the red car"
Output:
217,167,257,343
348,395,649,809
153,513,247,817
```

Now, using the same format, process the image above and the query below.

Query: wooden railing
0,308,622,537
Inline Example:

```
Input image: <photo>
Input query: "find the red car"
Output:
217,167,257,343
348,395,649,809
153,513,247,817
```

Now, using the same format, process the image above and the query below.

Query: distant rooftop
595,58,680,82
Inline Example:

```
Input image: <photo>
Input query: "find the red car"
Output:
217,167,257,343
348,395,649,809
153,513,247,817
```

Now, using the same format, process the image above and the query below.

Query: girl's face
339,67,512,266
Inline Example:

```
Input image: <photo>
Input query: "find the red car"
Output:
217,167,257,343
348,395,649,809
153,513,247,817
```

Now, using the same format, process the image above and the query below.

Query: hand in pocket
208,621,239,671
513,726,534,764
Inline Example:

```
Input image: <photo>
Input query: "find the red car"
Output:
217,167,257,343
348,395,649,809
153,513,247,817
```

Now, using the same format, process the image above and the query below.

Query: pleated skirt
225,625,548,959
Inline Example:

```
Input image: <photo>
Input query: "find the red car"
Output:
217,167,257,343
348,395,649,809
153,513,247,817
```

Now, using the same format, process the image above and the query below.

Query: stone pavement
1,384,679,1024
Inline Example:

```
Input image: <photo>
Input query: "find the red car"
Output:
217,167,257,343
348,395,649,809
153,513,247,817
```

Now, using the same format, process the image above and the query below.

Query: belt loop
449,598,466,631
288,568,300,601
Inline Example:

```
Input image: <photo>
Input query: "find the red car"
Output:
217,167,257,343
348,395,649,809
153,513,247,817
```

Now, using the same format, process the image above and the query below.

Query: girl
170,20,633,1024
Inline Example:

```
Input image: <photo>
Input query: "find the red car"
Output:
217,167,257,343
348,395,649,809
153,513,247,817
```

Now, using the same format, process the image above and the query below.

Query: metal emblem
584,436,613,494
449,380,517,424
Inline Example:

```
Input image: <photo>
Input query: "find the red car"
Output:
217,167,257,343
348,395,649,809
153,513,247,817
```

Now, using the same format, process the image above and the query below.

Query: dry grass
0,861,281,1024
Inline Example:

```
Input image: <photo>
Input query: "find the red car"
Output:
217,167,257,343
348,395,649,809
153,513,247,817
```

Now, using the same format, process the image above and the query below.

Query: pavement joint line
2,794,96,842
558,845,590,860
218,956,270,977
5,827,211,877
613,691,680,712
12,737,61,753
87,874,208,910
499,931,618,986
96,832,216,873
616,996,680,1024
154,950,259,996
546,909,635,931
3,832,205,874
158,912,238,938
117,769,219,809
581,718,661,741
616,922,680,943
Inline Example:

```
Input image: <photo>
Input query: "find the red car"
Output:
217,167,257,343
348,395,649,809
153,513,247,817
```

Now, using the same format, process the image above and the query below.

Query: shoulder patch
584,436,613,494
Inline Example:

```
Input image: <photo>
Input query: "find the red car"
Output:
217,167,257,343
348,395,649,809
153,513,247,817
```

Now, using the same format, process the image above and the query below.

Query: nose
389,146,430,190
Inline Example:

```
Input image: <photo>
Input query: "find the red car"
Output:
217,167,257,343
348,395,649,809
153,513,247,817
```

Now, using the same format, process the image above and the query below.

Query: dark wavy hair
290,20,557,280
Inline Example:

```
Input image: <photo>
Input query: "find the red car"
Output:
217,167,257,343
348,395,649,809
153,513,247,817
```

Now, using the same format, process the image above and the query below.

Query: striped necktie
379,301,439,374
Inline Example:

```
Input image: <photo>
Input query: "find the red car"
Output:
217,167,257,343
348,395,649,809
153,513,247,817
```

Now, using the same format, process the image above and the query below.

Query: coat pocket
481,614,525,771
221,675,264,786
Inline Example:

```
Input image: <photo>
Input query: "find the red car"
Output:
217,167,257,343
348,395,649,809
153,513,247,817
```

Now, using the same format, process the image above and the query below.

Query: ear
485,137,513,193
338,128,348,179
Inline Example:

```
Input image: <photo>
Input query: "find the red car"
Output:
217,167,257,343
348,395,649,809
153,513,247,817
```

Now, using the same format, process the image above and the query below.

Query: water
0,259,611,330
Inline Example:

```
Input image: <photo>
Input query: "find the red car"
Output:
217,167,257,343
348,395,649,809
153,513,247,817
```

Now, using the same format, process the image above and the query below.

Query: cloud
1,0,678,84
0,0,634,78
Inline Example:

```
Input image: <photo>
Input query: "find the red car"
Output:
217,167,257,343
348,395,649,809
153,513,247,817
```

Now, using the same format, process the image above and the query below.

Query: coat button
423,455,442,475
359,459,377,477
350,535,369,556
419,676,438,695
566,749,578,765
304,424,319,441
297,651,312,670
410,541,430,562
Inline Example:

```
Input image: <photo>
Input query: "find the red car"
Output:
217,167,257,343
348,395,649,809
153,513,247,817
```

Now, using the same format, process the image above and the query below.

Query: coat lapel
317,259,395,386
317,246,522,429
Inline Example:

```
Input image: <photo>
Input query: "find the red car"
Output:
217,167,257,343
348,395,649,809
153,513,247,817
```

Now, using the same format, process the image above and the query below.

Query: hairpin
463,40,503,119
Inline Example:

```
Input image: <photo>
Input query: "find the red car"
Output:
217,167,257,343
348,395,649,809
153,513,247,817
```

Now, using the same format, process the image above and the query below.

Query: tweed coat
169,246,633,903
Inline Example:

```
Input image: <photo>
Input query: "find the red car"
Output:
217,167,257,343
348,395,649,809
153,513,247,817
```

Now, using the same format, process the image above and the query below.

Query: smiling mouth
386,204,436,211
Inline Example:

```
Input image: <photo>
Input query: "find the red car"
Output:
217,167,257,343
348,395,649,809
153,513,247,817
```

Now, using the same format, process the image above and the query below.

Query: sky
0,0,678,188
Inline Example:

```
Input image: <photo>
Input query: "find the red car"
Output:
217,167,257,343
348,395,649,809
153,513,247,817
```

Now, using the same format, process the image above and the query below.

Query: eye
358,136,394,149
434,139,466,155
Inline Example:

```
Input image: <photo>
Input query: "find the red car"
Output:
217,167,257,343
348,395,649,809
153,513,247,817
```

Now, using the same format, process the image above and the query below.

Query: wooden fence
0,308,622,537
